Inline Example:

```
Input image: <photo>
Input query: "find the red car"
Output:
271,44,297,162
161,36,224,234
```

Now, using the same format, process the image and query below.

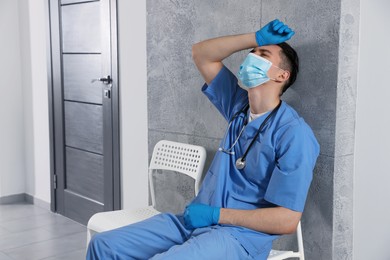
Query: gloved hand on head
183,203,221,229
255,19,295,46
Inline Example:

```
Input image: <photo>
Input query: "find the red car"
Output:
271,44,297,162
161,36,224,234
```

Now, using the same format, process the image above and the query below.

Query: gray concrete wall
147,1,358,258
334,0,360,259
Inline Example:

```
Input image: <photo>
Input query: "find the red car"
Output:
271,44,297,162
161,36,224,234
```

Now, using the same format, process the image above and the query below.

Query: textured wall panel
333,0,359,258
147,0,260,140
152,169,195,214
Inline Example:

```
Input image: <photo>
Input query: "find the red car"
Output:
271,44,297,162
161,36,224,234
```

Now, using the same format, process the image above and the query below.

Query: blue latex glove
183,204,221,229
255,19,295,46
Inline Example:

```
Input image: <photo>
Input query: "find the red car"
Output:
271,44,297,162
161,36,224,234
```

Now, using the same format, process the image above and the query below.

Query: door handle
91,75,112,84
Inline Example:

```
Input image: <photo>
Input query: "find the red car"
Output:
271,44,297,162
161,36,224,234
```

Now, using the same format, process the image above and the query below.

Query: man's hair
277,42,299,93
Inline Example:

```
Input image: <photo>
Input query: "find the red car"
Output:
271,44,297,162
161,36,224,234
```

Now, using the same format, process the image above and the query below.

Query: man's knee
89,232,103,246
87,232,113,259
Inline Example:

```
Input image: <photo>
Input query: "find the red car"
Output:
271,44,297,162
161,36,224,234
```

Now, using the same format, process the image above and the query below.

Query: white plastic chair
86,140,207,245
268,221,305,259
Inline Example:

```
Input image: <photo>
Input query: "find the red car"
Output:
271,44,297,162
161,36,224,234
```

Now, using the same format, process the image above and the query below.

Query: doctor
87,19,320,260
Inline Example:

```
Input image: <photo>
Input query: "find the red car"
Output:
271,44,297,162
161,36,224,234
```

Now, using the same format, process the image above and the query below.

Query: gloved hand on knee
183,203,221,229
255,19,295,46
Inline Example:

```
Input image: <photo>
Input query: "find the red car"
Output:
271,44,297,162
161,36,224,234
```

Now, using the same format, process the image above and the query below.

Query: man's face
250,45,284,79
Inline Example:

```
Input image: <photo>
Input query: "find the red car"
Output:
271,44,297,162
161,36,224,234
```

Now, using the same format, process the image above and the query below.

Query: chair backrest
148,140,207,207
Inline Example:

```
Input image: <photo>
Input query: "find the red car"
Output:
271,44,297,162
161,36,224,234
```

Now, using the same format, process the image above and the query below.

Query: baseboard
25,194,51,210
0,193,26,204
0,193,51,210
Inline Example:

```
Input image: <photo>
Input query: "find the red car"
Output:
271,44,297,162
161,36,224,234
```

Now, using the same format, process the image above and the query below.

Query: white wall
354,0,390,259
0,0,51,203
117,0,149,209
0,0,149,209
0,0,25,197
22,0,51,203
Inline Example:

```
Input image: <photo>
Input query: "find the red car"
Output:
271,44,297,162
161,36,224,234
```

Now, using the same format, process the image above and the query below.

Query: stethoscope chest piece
235,158,246,170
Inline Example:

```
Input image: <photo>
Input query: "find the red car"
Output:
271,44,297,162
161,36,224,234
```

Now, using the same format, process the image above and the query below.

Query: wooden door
47,0,120,225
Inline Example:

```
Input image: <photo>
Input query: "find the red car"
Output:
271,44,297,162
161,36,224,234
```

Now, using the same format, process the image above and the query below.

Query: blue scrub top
191,66,320,257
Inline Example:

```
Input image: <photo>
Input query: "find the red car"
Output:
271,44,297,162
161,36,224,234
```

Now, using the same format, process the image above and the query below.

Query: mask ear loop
269,65,288,83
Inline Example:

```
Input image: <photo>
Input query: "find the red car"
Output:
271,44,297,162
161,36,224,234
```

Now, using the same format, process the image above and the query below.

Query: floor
0,202,87,260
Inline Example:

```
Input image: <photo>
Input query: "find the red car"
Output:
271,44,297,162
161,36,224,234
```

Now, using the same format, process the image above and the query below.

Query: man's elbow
192,43,201,64
284,221,299,234
281,209,301,235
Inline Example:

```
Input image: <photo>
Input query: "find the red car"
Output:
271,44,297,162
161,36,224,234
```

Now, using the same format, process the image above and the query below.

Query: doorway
47,0,120,225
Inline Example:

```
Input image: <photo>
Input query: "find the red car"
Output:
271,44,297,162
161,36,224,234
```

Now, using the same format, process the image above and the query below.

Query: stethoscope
219,100,282,170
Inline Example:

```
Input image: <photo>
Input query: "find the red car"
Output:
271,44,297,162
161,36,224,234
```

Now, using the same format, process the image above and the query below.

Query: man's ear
277,70,290,83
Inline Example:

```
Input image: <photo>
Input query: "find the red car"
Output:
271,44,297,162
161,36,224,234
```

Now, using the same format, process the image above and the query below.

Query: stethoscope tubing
224,100,282,170
218,103,250,155
239,100,282,162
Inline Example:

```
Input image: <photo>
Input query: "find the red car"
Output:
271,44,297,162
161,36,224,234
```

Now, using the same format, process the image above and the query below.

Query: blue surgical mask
237,53,273,88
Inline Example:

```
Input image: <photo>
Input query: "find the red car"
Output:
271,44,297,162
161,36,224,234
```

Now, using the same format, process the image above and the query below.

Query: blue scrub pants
86,213,253,260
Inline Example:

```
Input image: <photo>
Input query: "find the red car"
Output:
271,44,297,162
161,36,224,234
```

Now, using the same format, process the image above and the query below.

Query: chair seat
88,206,160,233
268,249,300,260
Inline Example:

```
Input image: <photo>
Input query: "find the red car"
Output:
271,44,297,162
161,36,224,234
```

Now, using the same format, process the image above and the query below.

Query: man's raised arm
192,33,257,84
192,19,295,84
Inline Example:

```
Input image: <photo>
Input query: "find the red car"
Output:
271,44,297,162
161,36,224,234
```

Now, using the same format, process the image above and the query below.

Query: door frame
45,0,121,213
